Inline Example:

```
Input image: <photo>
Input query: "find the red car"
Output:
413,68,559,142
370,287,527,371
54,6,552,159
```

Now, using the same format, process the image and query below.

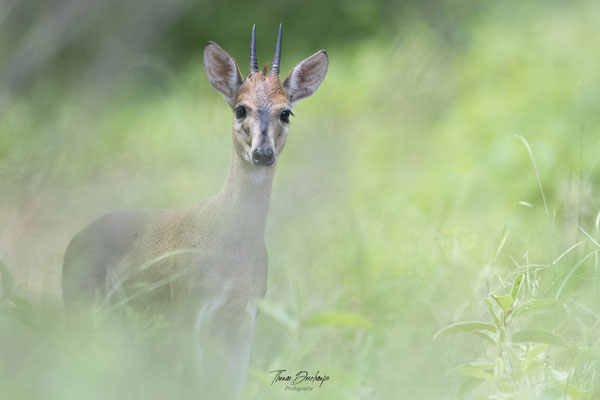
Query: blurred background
1,0,599,399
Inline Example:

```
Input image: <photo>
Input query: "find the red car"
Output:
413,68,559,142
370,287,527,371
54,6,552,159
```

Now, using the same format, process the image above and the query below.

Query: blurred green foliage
0,0,486,93
1,0,600,399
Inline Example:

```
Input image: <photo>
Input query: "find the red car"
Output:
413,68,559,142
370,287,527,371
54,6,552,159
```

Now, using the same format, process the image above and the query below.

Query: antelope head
204,25,328,167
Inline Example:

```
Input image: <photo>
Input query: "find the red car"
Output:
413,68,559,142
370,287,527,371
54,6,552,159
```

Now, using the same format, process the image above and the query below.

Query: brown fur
236,72,289,106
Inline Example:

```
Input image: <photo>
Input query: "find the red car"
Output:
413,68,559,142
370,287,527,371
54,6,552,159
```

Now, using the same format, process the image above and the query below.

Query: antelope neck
216,148,275,235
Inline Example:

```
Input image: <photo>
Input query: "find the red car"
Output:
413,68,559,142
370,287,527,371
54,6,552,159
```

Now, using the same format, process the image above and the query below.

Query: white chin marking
249,169,267,183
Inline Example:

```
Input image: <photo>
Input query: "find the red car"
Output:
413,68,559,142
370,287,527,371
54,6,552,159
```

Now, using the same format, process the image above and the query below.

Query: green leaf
482,298,501,326
573,346,600,366
497,378,514,393
490,293,513,312
2,299,39,330
521,359,543,373
449,365,494,381
511,330,568,347
510,273,524,299
526,343,549,360
521,345,548,373
433,321,496,340
458,377,485,399
302,311,371,328
460,361,495,370
471,330,496,345
2,309,35,329
10,295,33,315
511,298,557,319
549,383,581,398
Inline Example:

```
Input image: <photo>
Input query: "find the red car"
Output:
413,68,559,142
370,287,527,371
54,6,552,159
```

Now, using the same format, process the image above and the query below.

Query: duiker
62,25,328,399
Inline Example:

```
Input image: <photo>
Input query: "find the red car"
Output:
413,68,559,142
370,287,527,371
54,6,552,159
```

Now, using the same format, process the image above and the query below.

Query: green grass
1,2,600,399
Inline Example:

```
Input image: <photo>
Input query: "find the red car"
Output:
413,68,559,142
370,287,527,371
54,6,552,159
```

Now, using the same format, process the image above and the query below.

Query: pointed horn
250,24,258,75
270,24,282,75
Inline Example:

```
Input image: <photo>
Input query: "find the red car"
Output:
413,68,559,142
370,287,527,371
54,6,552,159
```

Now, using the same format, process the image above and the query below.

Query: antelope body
62,25,328,399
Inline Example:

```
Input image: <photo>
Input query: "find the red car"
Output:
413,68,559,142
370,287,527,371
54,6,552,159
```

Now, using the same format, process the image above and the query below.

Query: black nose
252,147,275,166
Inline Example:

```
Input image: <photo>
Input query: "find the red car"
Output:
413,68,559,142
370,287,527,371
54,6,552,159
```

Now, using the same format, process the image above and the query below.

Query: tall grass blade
303,311,372,328
514,135,548,214
552,240,586,265
495,226,509,262
555,250,600,300
577,224,600,248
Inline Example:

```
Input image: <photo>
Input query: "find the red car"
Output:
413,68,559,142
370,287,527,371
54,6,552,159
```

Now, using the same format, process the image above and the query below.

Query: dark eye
234,105,246,119
280,110,293,123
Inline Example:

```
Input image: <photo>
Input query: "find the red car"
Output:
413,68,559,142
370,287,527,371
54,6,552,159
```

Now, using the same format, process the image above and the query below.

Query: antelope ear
203,42,243,107
283,50,328,106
